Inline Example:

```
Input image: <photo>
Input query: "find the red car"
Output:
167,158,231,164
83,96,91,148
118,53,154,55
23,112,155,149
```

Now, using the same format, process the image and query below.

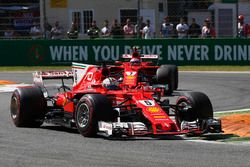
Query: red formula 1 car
10,48,222,138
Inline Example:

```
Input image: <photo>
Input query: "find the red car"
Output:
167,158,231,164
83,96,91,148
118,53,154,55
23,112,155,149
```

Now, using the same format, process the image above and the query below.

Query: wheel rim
178,101,189,107
77,103,90,128
10,96,19,119
176,101,189,127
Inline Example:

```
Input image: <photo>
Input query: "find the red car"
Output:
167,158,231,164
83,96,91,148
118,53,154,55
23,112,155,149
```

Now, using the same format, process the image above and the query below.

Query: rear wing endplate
33,70,73,86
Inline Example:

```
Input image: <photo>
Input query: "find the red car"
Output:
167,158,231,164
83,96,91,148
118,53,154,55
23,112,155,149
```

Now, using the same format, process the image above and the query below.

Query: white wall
40,0,167,38
209,3,237,37
238,2,250,24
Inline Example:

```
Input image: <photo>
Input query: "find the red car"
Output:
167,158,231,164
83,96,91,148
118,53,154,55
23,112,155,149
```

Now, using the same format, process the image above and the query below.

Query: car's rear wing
122,54,159,59
33,70,73,86
72,62,97,86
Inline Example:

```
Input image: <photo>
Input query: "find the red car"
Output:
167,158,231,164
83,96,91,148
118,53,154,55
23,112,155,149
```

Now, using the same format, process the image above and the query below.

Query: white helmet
130,58,141,66
102,77,119,90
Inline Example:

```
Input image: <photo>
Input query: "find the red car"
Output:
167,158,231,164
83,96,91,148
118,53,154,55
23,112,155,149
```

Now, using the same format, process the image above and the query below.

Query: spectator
160,16,174,38
51,21,64,39
87,20,100,39
67,22,78,39
123,18,135,38
189,18,201,38
201,18,216,38
238,15,248,38
110,19,123,38
44,19,52,39
176,18,189,39
134,16,146,38
30,22,42,39
142,19,153,39
101,20,111,38
4,27,14,39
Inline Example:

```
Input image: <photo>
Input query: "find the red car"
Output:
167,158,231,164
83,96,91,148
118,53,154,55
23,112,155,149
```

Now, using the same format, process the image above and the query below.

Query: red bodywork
50,51,201,136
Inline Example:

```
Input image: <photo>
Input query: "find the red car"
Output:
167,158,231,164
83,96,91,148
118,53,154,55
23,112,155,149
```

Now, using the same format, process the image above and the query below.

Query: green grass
222,137,250,143
0,66,250,72
214,110,250,117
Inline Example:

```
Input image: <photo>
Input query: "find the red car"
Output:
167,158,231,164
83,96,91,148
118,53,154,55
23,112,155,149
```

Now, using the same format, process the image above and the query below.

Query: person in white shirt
123,18,135,38
51,21,64,39
30,22,42,39
160,16,174,38
142,19,153,39
201,18,216,38
4,27,14,39
176,18,189,39
101,20,111,38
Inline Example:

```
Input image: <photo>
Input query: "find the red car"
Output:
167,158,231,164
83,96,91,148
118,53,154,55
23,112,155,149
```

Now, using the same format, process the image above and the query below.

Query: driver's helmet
102,77,119,90
130,58,141,66
238,15,244,20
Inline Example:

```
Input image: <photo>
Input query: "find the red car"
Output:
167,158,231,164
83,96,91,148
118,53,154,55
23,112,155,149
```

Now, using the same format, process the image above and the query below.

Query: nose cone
155,122,178,132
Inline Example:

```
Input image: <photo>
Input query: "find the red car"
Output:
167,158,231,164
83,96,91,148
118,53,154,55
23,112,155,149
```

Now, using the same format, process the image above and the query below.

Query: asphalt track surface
0,72,250,167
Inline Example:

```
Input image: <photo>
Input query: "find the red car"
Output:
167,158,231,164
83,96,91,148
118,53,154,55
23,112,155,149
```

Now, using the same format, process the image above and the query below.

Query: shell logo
147,107,160,113
127,75,136,79
126,72,137,80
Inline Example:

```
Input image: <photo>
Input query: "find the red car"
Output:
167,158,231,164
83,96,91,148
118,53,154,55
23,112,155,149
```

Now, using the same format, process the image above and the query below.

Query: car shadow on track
39,125,187,140
38,126,233,141
198,134,239,141
41,125,79,134
102,135,186,141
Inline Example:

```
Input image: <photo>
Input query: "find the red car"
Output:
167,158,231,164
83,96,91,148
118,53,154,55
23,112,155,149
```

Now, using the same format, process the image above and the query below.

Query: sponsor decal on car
139,100,155,106
125,72,137,79
147,107,160,113
153,115,167,119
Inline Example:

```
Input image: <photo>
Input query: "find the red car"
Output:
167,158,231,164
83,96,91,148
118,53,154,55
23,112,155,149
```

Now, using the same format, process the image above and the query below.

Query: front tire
10,87,46,127
75,94,113,137
176,92,213,124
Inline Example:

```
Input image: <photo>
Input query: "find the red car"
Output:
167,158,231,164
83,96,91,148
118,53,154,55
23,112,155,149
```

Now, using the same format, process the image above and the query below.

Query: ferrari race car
10,48,222,138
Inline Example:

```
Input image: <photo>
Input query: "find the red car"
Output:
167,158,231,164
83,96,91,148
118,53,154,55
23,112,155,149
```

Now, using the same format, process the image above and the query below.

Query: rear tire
10,87,46,127
176,92,213,124
156,64,178,94
75,94,113,137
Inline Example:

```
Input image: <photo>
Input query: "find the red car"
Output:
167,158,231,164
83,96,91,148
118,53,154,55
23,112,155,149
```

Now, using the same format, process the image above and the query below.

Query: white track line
216,108,250,114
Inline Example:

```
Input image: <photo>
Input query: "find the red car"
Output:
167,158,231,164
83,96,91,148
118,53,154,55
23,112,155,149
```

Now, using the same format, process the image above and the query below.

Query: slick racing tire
10,87,47,127
176,92,213,124
156,64,178,94
75,94,113,137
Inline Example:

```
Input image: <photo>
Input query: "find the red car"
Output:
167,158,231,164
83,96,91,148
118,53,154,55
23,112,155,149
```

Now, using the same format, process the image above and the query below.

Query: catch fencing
0,0,250,39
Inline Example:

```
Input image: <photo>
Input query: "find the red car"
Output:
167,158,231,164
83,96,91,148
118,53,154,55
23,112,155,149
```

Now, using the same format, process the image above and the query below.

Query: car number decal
126,72,137,76
139,100,155,106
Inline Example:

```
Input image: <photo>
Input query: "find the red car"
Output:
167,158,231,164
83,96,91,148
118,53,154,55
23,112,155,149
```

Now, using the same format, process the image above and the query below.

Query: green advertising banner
0,39,250,66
